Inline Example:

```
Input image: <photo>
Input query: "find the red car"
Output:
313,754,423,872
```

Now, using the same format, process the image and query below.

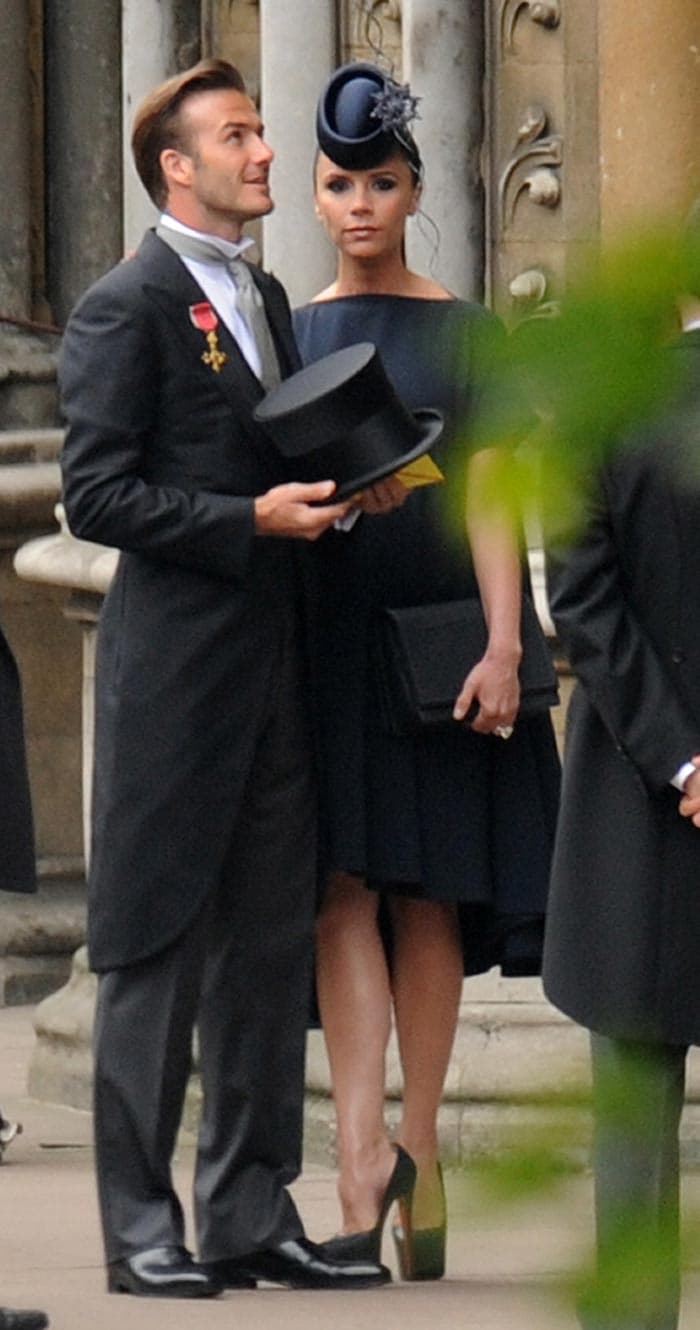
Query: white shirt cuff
334,508,362,533
671,761,697,792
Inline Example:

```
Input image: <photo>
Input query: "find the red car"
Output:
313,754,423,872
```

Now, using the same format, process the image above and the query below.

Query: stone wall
598,1,700,237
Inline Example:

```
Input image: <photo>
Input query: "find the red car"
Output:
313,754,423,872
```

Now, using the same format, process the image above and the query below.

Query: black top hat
316,61,422,174
254,342,442,501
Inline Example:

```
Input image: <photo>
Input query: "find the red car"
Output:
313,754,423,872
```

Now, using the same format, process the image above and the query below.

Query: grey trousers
580,1033,687,1330
93,625,316,1264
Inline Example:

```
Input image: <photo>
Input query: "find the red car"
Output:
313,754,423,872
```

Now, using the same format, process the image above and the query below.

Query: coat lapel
138,229,289,415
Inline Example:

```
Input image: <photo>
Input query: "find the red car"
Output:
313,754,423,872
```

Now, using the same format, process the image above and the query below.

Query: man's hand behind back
254,480,353,540
678,756,700,827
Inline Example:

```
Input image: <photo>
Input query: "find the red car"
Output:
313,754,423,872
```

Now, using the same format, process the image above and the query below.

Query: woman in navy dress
294,63,560,1279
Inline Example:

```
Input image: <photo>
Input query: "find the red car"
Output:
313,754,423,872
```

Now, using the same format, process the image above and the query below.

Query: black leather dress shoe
107,1244,227,1298
208,1236,390,1289
0,1310,49,1330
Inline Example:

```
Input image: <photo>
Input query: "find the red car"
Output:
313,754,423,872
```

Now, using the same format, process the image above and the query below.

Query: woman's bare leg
390,897,462,1226
316,871,397,1232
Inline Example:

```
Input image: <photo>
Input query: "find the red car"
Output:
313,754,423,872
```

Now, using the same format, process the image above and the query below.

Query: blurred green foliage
468,1043,698,1325
450,219,700,542
452,221,700,1321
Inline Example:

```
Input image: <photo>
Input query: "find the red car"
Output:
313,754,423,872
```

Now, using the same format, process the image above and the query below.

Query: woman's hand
356,475,410,515
452,649,521,734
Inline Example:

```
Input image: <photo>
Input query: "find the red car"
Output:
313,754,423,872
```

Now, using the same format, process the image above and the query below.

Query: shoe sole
108,1284,222,1298
107,1275,222,1298
232,1267,391,1291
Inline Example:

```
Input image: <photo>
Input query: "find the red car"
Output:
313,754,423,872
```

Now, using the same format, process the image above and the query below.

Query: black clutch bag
372,596,559,736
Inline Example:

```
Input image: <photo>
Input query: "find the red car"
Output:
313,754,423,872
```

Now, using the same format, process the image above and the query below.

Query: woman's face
314,150,420,260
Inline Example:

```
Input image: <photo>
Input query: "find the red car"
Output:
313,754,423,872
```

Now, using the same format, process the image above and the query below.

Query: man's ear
160,147,192,191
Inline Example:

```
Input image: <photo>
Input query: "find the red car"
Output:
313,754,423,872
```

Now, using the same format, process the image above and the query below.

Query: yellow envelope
395,453,445,489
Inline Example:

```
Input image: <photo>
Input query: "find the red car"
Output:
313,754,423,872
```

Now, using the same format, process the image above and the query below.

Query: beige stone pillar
122,0,201,253
598,1,700,237
44,0,123,324
259,0,337,306
0,1,32,318
403,0,485,299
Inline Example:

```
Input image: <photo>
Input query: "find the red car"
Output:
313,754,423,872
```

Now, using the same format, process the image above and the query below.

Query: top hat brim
254,341,444,501
331,408,443,501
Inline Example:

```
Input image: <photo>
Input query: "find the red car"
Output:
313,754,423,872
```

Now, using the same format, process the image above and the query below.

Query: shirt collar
159,213,255,262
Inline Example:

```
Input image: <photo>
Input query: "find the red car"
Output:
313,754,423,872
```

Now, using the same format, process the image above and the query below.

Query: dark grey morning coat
59,230,301,972
543,331,700,1047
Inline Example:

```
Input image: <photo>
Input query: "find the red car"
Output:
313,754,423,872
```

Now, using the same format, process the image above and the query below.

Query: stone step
0,879,86,1008
0,428,63,533
0,428,64,462
0,328,60,430
27,948,700,1168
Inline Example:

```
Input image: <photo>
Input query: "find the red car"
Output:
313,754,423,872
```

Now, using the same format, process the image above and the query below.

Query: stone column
598,1,700,237
402,0,485,300
14,513,116,1096
14,506,118,860
259,0,337,306
0,1,32,318
44,0,123,325
122,0,201,253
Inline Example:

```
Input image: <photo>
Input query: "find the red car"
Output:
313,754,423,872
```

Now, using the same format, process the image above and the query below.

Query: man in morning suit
542,290,700,1329
59,59,388,1297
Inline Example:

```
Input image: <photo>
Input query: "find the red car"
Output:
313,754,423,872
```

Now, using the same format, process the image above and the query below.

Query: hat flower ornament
369,77,421,170
369,79,420,140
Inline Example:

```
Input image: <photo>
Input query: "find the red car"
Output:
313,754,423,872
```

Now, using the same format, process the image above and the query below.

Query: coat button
671,650,685,664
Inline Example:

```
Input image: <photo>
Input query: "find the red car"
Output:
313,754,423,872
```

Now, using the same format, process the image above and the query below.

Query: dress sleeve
459,307,537,454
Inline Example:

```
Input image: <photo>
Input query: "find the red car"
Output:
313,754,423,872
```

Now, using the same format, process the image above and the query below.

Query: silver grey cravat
156,225,281,390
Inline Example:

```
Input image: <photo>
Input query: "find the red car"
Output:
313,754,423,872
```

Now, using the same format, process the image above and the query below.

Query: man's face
166,88,274,235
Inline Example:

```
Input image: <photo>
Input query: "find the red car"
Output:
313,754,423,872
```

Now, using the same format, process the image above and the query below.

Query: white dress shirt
159,213,262,378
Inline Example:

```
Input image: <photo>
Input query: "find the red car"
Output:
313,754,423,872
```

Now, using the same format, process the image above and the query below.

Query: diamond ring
494,725,514,740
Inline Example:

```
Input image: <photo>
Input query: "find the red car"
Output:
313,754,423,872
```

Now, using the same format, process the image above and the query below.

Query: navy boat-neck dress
293,294,560,976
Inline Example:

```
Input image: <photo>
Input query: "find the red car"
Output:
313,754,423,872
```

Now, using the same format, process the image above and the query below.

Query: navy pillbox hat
316,61,421,173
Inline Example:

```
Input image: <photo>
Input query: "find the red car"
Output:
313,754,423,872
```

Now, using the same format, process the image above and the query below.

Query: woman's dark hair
132,58,247,209
313,139,423,187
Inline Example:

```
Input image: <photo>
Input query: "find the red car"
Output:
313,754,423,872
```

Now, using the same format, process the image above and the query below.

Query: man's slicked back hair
132,58,247,209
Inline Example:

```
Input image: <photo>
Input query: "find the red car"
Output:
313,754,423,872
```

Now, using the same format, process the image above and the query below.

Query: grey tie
156,225,281,390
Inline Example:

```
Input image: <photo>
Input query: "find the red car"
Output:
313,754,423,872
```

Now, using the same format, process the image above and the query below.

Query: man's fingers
297,500,353,540
289,479,338,503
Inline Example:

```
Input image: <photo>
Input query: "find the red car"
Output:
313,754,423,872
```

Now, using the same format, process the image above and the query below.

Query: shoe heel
392,1165,446,1281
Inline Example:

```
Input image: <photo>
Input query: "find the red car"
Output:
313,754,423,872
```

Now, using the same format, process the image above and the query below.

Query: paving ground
3,1001,700,1330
